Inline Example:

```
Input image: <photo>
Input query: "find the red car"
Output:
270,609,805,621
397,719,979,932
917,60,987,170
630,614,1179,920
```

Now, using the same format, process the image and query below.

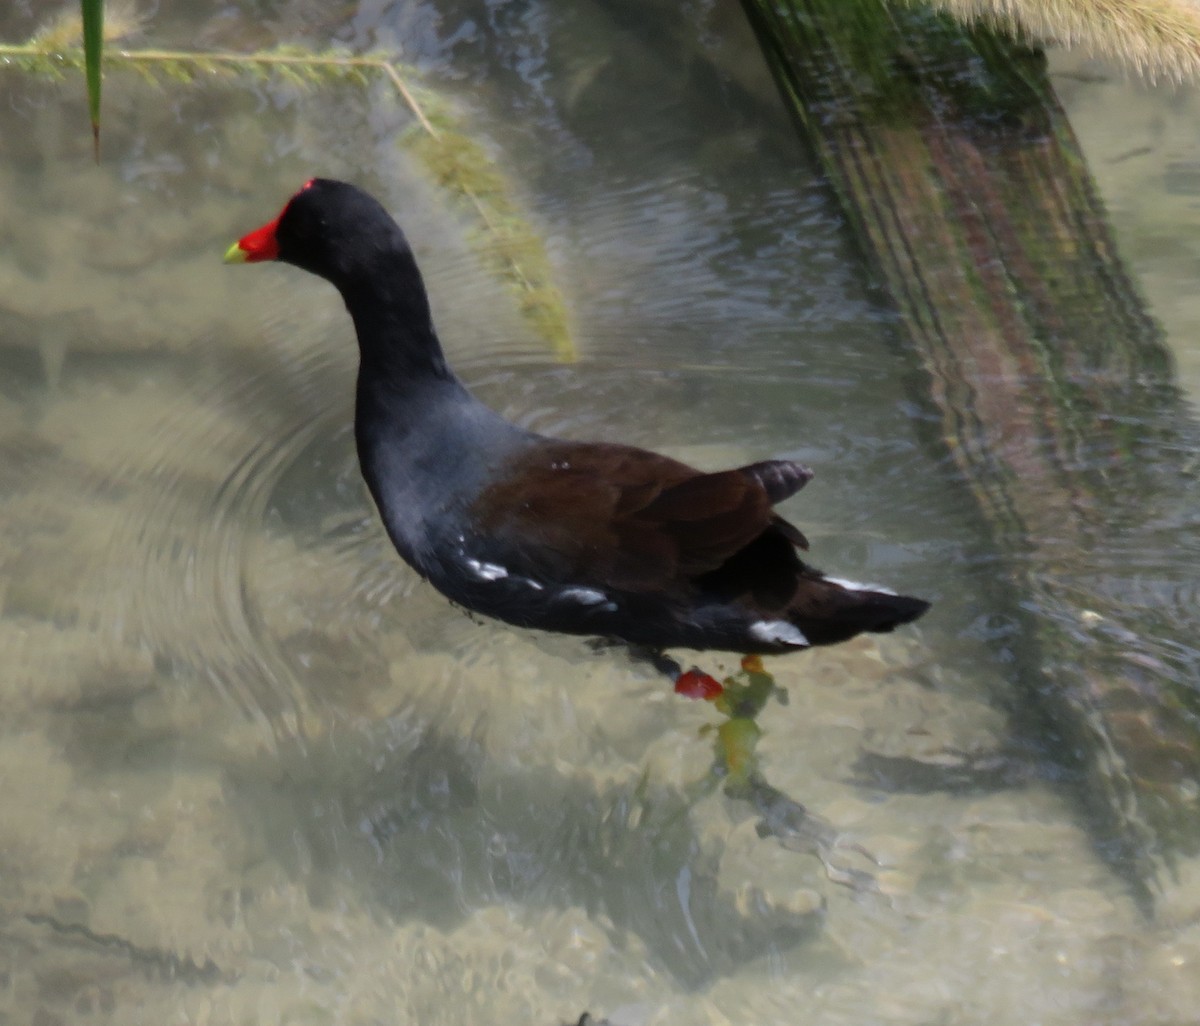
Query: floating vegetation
0,13,577,362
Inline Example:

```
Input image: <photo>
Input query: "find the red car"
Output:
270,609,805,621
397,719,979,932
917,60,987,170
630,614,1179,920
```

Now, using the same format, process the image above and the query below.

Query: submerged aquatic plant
673,655,880,891
1,10,577,361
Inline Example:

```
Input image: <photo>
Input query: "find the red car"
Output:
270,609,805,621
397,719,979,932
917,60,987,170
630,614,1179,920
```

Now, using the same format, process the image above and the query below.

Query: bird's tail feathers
788,574,929,647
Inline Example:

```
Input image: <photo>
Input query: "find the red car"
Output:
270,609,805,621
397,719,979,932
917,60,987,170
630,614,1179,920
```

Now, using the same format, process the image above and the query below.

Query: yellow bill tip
223,240,249,264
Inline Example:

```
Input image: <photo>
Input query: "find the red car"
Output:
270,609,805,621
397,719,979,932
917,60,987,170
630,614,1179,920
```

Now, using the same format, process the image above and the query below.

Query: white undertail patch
824,576,897,596
749,619,810,647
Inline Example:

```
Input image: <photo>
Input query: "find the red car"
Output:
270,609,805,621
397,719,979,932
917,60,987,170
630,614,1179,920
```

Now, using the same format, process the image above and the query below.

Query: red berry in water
674,669,723,700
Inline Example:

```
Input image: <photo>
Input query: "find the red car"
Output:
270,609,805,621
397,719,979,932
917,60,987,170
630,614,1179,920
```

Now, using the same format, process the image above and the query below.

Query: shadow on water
221,707,828,991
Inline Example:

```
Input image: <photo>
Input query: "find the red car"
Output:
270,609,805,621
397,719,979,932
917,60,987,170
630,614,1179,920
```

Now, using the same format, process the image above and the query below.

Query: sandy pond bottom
0,567,1189,1026
2,367,1198,1026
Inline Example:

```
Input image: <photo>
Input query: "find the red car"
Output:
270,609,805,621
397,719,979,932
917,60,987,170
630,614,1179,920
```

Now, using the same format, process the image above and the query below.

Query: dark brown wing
469,440,797,592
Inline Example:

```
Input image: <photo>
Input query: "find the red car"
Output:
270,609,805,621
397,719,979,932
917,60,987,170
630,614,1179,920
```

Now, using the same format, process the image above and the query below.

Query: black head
227,178,445,375
226,178,414,289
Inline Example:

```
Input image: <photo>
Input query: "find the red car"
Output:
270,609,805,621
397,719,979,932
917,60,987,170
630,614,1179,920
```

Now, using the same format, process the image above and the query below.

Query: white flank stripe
557,586,609,606
465,559,509,582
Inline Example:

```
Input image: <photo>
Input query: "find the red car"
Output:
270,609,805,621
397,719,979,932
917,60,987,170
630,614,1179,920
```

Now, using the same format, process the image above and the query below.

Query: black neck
334,248,453,383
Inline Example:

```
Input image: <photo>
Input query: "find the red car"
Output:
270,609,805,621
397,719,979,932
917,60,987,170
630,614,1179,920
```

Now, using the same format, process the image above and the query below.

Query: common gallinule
226,179,929,664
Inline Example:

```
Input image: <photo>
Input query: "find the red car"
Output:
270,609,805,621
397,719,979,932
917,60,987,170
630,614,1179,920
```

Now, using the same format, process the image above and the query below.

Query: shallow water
1,3,1199,1025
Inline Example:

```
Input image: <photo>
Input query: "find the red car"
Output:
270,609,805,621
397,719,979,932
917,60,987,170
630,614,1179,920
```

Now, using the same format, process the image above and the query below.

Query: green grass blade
81,0,103,159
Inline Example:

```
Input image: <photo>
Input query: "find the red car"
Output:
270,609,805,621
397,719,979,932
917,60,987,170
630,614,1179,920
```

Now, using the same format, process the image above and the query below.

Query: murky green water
1,3,1199,1025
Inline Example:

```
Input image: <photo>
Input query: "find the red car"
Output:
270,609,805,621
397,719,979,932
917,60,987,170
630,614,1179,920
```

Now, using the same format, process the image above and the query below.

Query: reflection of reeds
741,0,1198,900
0,24,577,362
911,0,1200,81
